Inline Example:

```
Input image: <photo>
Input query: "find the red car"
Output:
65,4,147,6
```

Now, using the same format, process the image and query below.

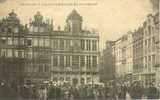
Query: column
57,39,60,50
90,55,93,68
58,55,60,66
79,55,81,68
64,40,66,49
70,55,72,67
90,39,93,51
64,55,66,67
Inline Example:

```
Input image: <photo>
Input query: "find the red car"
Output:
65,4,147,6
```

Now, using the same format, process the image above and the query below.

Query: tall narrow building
25,12,52,83
112,32,133,79
0,10,27,85
99,41,115,83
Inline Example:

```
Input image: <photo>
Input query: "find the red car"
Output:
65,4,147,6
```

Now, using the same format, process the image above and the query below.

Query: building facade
112,12,159,87
0,10,27,85
0,10,100,85
50,10,100,85
99,41,115,83
24,12,53,83
113,32,133,78
154,13,160,87
132,28,144,82
141,13,159,87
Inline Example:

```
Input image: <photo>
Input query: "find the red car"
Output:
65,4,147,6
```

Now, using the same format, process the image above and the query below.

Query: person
93,87,99,100
38,87,44,100
118,84,127,99
146,83,159,99
42,87,47,100
32,86,38,100
129,82,144,99
0,82,24,100
47,86,56,100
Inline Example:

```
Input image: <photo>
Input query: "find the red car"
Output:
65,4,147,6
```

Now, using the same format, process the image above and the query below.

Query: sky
0,0,154,49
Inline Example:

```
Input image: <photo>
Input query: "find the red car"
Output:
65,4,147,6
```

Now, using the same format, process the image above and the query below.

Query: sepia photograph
0,0,159,100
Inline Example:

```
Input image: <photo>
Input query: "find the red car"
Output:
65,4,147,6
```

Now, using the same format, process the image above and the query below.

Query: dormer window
66,10,82,33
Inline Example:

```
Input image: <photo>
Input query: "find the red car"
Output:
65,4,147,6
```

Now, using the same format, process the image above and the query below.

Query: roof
67,9,82,21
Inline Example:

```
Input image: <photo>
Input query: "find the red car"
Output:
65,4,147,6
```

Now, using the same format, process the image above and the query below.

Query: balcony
51,67,98,73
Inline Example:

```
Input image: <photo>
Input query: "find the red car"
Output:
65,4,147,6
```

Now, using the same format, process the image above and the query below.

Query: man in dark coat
0,82,24,100
147,83,159,99
129,82,144,99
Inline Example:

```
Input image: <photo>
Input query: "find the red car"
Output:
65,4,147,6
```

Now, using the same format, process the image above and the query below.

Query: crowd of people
0,80,160,100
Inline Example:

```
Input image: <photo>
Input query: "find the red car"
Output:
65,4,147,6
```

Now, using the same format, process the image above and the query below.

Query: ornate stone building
112,32,133,78
0,10,27,85
132,28,144,82
50,10,100,85
141,13,159,87
24,12,53,83
0,10,100,85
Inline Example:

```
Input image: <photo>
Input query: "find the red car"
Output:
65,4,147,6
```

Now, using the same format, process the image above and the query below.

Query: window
60,39,64,50
1,38,6,44
80,78,85,84
13,38,18,45
33,27,38,32
39,27,44,32
92,56,97,67
44,39,49,47
53,55,58,66
39,38,43,47
26,52,32,58
7,49,12,57
80,56,85,67
81,40,85,50
14,51,18,57
60,55,64,67
33,39,38,46
20,38,24,45
66,56,70,67
1,49,6,57
8,28,12,33
148,25,152,35
27,40,32,46
53,39,58,49
13,27,19,33
87,77,91,83
86,40,91,51
44,65,48,72
18,51,24,58
39,65,43,72
152,55,156,67
66,40,71,49
8,38,12,45
72,55,79,67
92,40,97,51
86,56,91,68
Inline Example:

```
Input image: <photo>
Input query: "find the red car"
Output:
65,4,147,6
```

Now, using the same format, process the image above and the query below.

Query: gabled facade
0,10,27,85
0,10,100,85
